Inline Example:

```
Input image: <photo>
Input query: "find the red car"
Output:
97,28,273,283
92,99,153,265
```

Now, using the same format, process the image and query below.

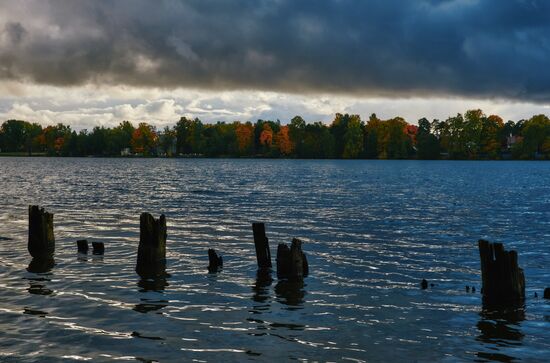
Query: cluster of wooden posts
26,205,549,302
27,205,308,281
426,239,549,304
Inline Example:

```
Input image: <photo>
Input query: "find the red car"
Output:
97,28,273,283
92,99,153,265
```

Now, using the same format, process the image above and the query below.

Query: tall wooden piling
478,239,525,304
28,205,55,259
252,223,272,269
276,238,308,280
136,213,167,278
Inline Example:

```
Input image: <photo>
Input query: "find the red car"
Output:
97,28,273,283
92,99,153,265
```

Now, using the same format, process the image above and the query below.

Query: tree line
1,109,550,159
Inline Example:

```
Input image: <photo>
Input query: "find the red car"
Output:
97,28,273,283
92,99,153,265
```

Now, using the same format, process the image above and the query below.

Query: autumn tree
235,122,254,155
131,123,158,155
257,122,274,155
482,115,504,158
274,125,293,156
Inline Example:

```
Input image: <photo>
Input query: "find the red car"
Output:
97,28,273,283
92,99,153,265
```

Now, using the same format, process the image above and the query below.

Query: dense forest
1,109,550,159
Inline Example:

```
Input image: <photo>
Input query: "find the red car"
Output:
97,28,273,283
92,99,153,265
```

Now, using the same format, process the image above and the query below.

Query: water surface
0,158,549,362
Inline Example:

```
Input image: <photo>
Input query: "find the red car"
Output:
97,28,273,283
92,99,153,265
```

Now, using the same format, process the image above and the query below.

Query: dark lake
0,158,549,362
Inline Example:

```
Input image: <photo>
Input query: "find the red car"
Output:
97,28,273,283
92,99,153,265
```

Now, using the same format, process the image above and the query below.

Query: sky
1,0,550,129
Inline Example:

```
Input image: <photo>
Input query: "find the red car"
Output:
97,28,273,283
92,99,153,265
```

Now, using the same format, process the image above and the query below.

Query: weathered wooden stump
92,242,104,255
544,288,550,299
478,239,525,304
28,205,55,259
276,238,308,280
77,240,88,254
208,248,223,273
252,223,272,269
136,213,167,278
421,279,428,289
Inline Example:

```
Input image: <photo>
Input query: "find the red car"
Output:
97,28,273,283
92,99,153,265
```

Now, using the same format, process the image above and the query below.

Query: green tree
416,118,440,159
520,114,550,158
159,126,176,156
342,115,364,158
0,120,27,152
289,115,306,157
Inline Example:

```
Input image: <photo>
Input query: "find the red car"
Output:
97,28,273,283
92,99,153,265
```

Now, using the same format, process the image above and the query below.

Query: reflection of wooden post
252,223,271,269
277,238,308,280
478,240,525,304
136,213,166,278
28,205,55,259
208,249,223,272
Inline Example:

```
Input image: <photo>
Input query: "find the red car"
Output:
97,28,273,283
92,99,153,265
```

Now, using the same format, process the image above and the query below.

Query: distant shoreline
1,153,547,161
2,111,549,161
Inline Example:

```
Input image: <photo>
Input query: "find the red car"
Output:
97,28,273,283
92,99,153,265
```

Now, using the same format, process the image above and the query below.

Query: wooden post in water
92,242,104,255
136,213,167,278
77,240,88,254
28,205,55,259
478,239,525,304
252,223,272,269
276,238,308,280
208,248,223,273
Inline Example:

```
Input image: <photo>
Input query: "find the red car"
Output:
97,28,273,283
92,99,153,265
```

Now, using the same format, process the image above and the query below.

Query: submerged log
208,248,223,273
92,242,104,255
478,239,525,304
28,205,55,259
77,240,88,254
136,213,167,278
276,238,308,280
252,223,272,269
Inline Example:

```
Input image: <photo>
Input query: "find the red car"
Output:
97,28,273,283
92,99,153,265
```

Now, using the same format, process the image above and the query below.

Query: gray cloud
1,0,550,101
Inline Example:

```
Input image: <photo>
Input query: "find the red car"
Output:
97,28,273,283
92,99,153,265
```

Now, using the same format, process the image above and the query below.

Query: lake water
0,158,549,362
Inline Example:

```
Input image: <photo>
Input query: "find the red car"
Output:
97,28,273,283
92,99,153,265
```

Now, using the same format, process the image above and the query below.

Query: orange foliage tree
274,125,293,155
131,123,158,155
235,122,254,155
259,123,273,147
54,137,65,153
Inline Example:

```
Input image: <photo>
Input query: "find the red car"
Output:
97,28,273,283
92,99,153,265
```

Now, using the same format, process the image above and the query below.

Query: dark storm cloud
1,0,550,100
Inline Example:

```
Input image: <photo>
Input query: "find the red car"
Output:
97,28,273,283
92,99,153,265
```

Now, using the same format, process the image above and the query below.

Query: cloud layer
1,0,550,101
2,83,549,130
